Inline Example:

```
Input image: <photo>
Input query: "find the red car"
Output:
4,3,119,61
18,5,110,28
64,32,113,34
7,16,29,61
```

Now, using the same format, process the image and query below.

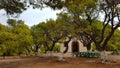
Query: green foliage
39,43,60,53
31,18,70,53
13,22,33,55
64,0,97,18
91,44,96,51
31,22,50,54
0,0,64,15
0,20,33,56
62,0,120,51
0,0,26,15
53,43,60,52
107,30,120,51
0,29,17,56
7,19,17,27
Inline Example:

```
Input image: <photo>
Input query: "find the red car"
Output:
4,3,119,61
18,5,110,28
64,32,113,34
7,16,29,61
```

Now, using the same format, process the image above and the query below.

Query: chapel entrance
72,40,79,53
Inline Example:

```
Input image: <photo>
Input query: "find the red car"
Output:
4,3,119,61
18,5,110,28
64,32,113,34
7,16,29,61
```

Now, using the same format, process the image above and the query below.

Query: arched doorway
72,40,79,53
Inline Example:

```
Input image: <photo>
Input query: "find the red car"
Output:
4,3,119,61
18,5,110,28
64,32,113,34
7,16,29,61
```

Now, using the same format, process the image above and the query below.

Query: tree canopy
0,19,33,56
59,0,120,51
0,0,64,16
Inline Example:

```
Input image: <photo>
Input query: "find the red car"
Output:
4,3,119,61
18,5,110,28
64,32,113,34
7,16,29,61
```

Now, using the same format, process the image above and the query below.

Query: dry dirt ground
0,54,120,68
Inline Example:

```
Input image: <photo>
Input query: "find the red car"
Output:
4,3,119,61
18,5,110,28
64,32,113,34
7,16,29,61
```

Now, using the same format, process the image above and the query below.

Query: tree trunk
63,37,72,54
44,43,49,54
86,42,91,52
35,52,39,56
95,44,108,63
3,53,6,59
63,45,68,53
100,50,108,63
49,41,56,58
34,45,40,56
59,52,64,61
50,51,53,58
